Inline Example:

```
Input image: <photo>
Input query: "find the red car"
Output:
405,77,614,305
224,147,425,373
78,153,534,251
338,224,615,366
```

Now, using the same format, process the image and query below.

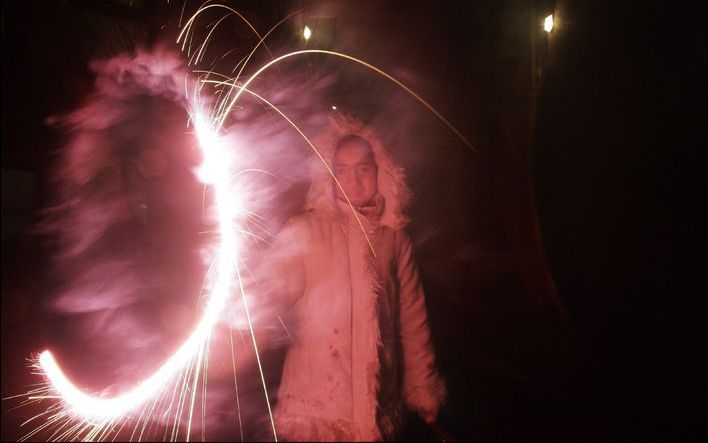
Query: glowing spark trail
214,49,476,151
33,113,241,426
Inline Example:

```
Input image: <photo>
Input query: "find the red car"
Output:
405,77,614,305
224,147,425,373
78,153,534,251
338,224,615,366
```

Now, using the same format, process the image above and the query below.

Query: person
256,115,446,441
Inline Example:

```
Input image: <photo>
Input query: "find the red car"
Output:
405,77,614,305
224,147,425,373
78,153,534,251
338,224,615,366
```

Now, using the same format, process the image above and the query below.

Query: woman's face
332,140,378,207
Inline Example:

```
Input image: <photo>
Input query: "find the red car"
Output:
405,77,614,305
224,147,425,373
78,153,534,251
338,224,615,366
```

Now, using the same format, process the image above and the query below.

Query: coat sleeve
396,231,447,422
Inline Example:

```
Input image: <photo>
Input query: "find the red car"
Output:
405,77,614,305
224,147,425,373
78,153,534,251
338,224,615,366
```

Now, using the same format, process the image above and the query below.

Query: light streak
28,107,244,439
213,49,475,151
177,4,264,61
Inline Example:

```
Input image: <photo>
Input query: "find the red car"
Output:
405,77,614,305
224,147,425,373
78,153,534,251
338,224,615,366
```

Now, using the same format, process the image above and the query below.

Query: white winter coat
263,116,445,441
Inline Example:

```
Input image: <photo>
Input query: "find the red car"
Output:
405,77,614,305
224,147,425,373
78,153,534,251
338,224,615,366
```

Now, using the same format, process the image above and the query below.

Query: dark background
2,0,705,441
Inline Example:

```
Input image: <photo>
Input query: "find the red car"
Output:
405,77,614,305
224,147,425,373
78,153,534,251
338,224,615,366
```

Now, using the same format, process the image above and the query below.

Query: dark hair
334,134,372,153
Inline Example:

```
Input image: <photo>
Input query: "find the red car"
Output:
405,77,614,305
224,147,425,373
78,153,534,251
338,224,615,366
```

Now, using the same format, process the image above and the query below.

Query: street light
303,25,312,41
544,14,554,32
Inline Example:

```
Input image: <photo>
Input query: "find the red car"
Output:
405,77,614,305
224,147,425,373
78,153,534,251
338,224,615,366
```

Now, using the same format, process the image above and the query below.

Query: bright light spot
331,105,337,110
303,25,312,41
194,116,228,185
544,14,554,32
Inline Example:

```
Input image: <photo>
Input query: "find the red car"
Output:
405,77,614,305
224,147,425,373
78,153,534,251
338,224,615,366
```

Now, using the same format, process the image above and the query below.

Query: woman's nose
341,170,358,183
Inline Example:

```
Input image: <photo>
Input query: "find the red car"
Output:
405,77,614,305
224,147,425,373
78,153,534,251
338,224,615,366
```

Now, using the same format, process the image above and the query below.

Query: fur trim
361,226,384,440
305,114,412,230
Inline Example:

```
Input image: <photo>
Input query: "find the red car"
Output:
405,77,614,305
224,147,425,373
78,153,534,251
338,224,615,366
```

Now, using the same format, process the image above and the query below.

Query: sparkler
41,116,236,419
9,2,473,441
13,98,249,443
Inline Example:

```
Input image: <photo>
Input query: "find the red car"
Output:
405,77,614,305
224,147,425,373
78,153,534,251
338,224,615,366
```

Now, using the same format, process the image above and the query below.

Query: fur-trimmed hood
305,114,412,230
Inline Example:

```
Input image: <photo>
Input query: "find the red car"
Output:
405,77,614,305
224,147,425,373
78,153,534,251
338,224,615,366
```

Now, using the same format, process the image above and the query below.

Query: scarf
335,193,385,229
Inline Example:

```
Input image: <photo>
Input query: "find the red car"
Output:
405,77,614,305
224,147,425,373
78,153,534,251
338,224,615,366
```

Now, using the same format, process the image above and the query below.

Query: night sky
2,1,705,441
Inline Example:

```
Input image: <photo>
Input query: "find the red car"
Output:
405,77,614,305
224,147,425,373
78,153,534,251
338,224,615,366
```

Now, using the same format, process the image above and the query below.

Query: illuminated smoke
39,46,206,379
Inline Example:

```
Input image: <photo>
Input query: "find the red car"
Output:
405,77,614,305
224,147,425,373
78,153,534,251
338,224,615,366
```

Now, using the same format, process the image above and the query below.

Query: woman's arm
396,231,447,424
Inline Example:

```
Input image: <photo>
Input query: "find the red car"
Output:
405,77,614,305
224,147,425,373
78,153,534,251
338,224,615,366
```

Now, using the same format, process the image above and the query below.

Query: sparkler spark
23,109,247,441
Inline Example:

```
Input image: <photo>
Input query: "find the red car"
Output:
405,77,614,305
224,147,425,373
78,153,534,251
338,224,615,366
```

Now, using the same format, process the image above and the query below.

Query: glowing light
331,105,337,110
36,113,240,421
303,25,312,41
544,14,554,32
215,49,474,149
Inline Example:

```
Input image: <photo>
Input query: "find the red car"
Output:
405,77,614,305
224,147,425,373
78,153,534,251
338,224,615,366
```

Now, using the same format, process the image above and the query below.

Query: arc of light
187,14,232,67
177,3,284,68
206,10,301,123
214,49,475,152
37,115,237,422
177,4,263,58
